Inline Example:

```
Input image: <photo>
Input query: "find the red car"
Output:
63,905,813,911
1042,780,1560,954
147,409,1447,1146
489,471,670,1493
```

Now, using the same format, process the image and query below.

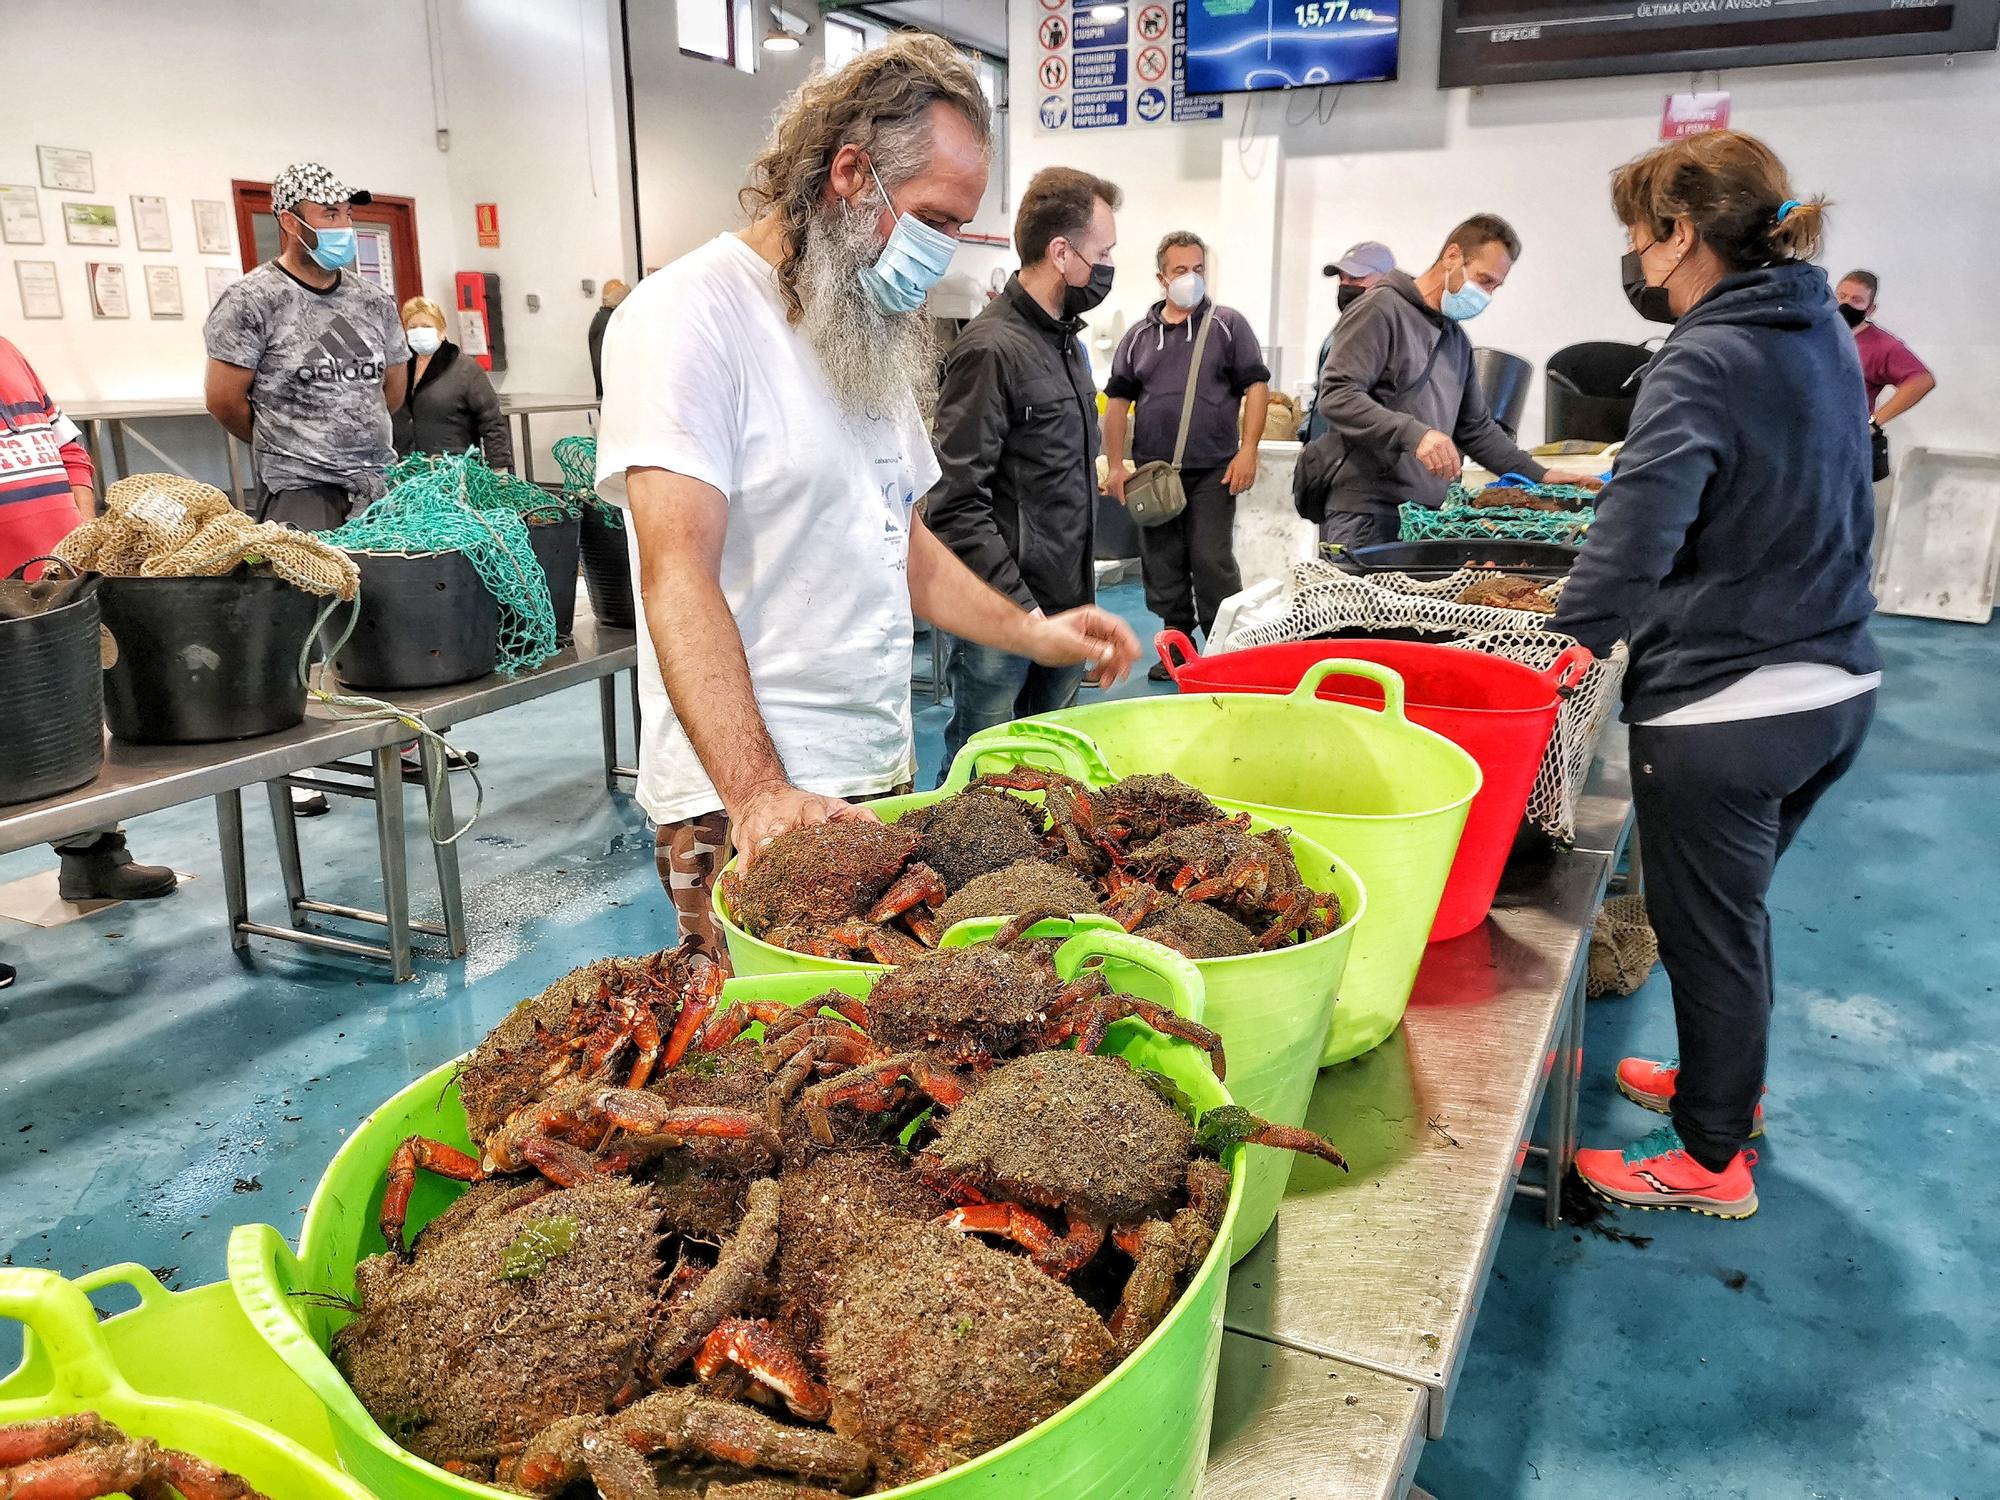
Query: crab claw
866,863,949,924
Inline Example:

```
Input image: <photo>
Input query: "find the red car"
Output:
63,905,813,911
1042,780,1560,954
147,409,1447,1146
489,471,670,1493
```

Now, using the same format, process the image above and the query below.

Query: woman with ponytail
1555,130,1880,1219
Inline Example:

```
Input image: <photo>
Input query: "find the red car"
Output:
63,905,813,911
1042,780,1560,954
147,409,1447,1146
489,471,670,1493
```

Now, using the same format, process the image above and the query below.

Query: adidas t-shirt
203,262,405,500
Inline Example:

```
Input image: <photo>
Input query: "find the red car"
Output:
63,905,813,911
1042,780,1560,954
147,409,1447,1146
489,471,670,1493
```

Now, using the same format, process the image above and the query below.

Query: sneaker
1575,1124,1759,1219
1147,661,1174,684
401,744,480,782
291,786,331,817
56,835,178,902
1615,1057,1764,1137
0,962,14,989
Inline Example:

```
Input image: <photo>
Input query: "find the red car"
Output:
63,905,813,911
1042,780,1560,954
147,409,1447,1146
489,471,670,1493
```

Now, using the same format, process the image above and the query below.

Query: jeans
1134,464,1242,638
1318,507,1399,550
1628,691,1875,1169
938,638,1086,785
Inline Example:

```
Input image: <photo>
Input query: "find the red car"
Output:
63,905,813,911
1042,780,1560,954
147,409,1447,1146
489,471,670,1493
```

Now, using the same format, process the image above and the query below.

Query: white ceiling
842,0,1010,58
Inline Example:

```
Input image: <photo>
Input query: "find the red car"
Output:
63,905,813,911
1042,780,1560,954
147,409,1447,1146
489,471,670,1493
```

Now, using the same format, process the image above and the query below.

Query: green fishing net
552,434,622,530
1400,482,1597,544
320,450,558,674
387,448,576,524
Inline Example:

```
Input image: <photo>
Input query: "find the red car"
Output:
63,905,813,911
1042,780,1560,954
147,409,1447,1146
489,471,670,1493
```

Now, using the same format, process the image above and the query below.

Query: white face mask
1165,271,1205,310
406,326,441,355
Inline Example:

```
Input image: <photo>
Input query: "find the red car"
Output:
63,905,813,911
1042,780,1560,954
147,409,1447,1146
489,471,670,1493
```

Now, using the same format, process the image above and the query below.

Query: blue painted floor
1,586,1993,1499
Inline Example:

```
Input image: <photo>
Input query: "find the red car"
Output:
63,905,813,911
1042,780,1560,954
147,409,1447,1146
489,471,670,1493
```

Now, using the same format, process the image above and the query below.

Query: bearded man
595,34,1138,956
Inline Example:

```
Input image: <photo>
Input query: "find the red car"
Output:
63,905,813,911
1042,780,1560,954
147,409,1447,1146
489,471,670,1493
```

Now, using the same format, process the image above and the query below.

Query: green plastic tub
0,1265,372,1498
966,659,1481,1065
229,957,1244,1500
715,762,1365,1261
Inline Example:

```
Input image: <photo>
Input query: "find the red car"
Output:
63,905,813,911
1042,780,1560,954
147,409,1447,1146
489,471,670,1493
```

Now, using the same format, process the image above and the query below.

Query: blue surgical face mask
856,164,958,315
1441,261,1491,322
291,211,358,272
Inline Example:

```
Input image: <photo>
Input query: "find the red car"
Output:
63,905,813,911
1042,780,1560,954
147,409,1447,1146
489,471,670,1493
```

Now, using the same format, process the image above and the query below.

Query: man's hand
1023,605,1140,687
1223,447,1259,495
1414,429,1461,479
730,781,878,871
1541,468,1606,491
1104,462,1129,504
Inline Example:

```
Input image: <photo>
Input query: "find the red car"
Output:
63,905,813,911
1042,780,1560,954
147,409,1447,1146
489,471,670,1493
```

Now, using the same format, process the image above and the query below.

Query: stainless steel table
496,393,598,486
1224,836,1615,1442
1205,1334,1427,1499
62,398,251,511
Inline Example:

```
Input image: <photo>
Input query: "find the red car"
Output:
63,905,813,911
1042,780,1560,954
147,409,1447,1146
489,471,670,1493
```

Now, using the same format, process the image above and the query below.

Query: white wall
1010,2,2000,454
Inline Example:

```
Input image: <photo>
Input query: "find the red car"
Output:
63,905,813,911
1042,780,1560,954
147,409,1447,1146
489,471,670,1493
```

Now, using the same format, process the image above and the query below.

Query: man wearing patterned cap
203,163,408,531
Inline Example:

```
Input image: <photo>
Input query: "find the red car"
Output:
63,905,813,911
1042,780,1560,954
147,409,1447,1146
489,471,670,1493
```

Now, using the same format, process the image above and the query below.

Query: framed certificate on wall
16,260,62,319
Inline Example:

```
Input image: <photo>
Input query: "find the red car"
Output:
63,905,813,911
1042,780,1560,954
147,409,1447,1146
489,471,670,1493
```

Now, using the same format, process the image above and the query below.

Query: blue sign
1073,46,1128,88
1040,93,1069,129
1071,5,1129,48
1171,1,1222,121
1135,86,1167,121
1071,88,1128,129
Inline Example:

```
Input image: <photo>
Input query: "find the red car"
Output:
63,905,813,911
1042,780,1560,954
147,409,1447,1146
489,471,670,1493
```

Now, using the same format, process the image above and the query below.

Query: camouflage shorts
655,783,913,965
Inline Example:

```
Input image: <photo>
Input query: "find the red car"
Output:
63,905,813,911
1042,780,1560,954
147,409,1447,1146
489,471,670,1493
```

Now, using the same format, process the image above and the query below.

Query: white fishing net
1219,560,1628,844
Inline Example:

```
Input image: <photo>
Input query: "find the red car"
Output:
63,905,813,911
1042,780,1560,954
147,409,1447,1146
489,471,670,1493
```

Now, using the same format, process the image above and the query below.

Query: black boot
56,834,178,902
0,961,14,989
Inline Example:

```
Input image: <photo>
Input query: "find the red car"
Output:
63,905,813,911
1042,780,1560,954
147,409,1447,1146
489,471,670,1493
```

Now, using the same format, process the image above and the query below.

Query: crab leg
865,863,948,924
0,1439,159,1500
1230,1120,1349,1171
154,1449,272,1500
694,1317,832,1422
937,1201,1061,1258
661,959,726,1067
649,1179,782,1377
0,1415,105,1467
1044,996,1229,1081
903,903,943,948
823,921,928,965
381,1136,485,1252
803,1052,967,1145
484,1090,778,1174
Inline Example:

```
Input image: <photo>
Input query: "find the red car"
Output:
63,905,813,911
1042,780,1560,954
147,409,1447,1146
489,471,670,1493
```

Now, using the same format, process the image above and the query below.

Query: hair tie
1776,199,1801,223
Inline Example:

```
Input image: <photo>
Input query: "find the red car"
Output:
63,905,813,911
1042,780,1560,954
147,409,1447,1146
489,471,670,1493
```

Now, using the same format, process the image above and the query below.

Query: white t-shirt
1638,662,1880,727
594,233,940,824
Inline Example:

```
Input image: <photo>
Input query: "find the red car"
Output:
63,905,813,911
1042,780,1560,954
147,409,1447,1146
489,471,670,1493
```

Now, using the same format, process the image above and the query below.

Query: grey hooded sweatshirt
1313,270,1543,519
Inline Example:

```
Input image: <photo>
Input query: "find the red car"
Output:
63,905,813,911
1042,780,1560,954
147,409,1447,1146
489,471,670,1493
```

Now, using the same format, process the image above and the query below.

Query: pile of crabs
337,940,1345,1498
720,770,1342,965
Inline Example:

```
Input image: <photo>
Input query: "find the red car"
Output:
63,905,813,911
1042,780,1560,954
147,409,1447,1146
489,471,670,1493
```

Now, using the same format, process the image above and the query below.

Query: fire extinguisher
454,271,506,373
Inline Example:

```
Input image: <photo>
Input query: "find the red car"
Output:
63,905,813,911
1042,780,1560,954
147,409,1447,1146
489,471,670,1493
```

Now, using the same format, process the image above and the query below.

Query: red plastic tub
1157,632,1590,941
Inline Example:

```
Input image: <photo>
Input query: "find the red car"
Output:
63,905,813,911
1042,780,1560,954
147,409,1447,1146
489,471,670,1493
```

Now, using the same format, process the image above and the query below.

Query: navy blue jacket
1553,262,1880,721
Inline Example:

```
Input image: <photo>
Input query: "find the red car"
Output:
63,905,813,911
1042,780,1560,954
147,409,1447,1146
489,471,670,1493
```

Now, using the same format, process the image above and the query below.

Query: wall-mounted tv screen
1186,1,1402,95
1440,0,2000,87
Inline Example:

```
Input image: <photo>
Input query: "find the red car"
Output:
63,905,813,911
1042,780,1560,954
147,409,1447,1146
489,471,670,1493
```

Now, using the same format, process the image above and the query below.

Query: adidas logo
295,313,386,385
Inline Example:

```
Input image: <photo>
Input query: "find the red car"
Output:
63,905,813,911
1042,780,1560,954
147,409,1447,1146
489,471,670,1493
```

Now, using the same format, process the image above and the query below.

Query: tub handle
1289,658,1409,723
1054,927,1208,1029
226,1224,380,1437
0,1269,131,1406
937,912,1122,950
1546,643,1594,697
939,723,1116,791
1153,629,1200,681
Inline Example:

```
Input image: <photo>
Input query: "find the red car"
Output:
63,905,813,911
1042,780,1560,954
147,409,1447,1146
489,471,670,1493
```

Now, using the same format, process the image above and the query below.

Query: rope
552,434,622,530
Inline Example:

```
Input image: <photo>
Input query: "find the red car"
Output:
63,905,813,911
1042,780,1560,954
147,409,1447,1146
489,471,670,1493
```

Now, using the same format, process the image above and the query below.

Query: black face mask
1336,283,1365,313
1620,250,1677,325
1063,260,1115,319
1838,302,1868,329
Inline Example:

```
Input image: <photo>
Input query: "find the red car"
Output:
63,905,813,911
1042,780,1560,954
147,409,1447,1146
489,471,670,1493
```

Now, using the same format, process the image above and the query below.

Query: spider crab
970,769,1222,875
720,821,947,962
0,1414,270,1500
1110,815,1342,949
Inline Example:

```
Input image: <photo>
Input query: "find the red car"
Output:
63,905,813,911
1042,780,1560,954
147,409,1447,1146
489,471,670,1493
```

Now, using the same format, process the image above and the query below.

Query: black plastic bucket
337,550,498,691
0,572,104,804
527,514,580,642
578,505,635,630
98,573,318,744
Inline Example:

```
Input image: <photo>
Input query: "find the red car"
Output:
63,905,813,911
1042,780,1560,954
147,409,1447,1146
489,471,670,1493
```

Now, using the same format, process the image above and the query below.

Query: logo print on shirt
295,313,385,385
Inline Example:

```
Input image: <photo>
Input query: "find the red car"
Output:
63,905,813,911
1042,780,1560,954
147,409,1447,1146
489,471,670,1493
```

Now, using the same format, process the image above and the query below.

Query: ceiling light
763,24,801,51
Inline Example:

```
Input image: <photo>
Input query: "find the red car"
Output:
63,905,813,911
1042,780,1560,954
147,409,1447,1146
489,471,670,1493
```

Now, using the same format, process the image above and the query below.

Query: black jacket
588,304,613,399
392,341,513,470
1312,271,1542,517
1553,262,1880,721
926,276,1099,613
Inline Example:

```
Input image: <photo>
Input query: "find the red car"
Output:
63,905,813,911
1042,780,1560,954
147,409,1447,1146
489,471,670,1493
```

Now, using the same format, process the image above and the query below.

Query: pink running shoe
1614,1057,1764,1137
1575,1125,1759,1219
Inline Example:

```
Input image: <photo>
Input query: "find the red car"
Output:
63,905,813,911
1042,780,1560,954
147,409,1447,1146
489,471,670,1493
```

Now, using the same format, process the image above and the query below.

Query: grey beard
795,200,939,420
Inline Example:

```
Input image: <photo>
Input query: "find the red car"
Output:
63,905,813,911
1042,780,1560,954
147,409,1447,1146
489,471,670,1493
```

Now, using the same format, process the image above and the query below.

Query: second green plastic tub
0,1264,372,1499
967,659,1481,1065
229,959,1245,1500
714,754,1365,1261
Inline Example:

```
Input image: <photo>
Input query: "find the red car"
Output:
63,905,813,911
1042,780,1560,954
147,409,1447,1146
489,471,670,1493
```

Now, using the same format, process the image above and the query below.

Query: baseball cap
271,162,372,217
1331,241,1395,278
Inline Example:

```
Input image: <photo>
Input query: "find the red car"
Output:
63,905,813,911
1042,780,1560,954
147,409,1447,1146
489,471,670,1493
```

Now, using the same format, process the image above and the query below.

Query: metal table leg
598,675,619,791
264,780,309,929
371,745,414,982
520,412,536,484
107,419,131,486
420,739,468,958
1543,967,1584,1229
214,789,249,951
